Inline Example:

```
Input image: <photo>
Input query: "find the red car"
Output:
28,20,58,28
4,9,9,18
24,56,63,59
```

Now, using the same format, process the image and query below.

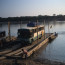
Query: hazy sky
0,0,65,18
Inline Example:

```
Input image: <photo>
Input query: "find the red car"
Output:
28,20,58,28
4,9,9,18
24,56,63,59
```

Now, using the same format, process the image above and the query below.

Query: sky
0,0,65,18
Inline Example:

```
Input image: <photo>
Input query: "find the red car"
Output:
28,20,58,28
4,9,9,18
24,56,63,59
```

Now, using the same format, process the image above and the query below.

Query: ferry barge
0,22,58,59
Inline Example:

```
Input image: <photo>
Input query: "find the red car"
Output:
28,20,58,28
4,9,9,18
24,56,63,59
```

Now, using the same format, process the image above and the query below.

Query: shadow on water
31,42,49,58
48,39,55,43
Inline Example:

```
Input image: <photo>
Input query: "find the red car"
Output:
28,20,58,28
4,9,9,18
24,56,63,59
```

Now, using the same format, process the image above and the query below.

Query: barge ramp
0,33,57,60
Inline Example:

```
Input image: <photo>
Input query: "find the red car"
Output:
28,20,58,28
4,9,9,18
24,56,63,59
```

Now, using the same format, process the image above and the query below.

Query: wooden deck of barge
0,33,57,60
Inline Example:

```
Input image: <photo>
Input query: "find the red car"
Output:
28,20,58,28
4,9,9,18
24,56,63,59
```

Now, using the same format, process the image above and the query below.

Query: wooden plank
0,56,6,60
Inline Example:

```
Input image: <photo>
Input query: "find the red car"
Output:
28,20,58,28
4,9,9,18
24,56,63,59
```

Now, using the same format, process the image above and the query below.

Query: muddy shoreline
0,57,65,65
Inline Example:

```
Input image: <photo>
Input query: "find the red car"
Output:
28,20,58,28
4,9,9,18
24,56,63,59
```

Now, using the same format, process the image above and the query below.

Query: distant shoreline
0,15,65,23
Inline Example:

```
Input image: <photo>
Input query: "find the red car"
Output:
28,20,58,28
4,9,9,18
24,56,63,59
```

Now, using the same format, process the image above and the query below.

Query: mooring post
37,20,38,39
8,22,11,41
20,21,22,28
48,21,50,36
37,20,38,44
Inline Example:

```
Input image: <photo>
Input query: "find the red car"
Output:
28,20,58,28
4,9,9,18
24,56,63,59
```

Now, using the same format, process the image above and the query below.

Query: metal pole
44,20,45,39
8,22,11,41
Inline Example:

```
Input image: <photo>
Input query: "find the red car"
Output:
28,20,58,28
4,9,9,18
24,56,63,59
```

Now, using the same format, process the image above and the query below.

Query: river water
0,21,65,63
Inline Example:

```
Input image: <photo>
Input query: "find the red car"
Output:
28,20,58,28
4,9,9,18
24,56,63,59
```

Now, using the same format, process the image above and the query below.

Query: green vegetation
0,15,65,23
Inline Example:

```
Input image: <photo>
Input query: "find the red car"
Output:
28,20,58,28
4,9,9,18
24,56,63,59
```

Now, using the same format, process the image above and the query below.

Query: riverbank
0,55,65,65
19,58,65,65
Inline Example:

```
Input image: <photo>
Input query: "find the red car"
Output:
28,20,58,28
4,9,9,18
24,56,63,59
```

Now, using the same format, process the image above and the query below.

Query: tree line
0,15,65,23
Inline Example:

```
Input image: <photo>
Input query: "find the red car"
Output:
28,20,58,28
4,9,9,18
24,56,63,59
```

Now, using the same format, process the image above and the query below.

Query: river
0,21,65,63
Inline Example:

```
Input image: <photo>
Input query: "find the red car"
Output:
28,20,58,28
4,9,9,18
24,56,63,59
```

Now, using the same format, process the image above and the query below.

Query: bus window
18,29,33,38
41,27,44,30
39,28,41,31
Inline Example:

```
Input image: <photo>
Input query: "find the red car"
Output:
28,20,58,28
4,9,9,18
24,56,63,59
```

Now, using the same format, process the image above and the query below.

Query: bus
17,23,44,44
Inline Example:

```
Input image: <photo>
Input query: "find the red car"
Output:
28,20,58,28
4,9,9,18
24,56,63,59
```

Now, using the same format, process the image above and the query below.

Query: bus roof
19,25,44,30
